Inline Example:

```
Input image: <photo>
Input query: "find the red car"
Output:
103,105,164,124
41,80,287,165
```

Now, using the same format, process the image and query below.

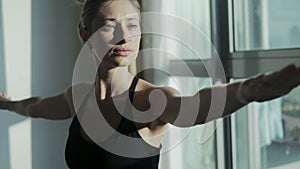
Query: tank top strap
115,76,140,135
128,76,139,103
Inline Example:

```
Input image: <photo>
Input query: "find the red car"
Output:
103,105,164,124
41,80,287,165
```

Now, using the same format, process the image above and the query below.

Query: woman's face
90,0,141,68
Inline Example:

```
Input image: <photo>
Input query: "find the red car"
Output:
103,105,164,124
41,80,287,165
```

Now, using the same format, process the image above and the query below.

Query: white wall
0,0,81,168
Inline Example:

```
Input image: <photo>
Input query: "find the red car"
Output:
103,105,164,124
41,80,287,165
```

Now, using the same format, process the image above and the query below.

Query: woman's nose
112,25,130,45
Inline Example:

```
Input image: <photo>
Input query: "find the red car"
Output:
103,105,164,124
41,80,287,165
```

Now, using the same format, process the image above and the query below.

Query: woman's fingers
246,64,300,103
298,66,300,85
266,64,300,88
0,93,11,110
0,93,11,102
266,64,297,81
280,64,300,88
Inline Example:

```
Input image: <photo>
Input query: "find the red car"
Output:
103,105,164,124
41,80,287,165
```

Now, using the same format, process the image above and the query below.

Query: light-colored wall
0,0,81,168
31,0,81,168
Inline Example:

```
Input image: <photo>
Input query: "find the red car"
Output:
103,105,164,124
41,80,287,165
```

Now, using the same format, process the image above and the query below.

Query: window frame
143,0,300,168
226,0,300,169
227,0,300,79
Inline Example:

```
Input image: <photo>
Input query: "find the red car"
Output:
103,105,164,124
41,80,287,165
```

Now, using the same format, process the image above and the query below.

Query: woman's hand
0,93,12,110
237,64,300,103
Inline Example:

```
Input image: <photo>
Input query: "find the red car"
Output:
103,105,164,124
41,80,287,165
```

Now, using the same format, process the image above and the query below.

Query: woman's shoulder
136,78,181,97
64,82,95,98
135,78,155,90
64,82,95,116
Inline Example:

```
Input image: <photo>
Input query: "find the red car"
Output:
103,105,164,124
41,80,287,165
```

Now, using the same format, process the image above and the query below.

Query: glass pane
232,79,300,169
159,76,216,169
142,0,211,60
139,1,216,168
233,0,300,51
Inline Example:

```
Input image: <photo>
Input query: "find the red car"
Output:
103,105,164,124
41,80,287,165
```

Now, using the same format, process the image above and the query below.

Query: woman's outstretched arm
168,64,299,126
0,87,74,120
132,64,300,128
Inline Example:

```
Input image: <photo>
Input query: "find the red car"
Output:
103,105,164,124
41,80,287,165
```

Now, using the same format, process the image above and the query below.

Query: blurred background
0,0,300,169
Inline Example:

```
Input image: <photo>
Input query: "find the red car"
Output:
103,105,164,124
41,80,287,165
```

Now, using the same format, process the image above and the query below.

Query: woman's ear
79,27,90,43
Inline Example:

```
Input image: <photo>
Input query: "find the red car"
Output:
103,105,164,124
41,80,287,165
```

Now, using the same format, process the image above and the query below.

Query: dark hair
75,0,141,32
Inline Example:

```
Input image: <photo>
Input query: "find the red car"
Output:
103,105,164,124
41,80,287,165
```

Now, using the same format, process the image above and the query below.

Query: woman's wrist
6,101,14,111
236,80,253,105
0,101,13,111
8,102,15,111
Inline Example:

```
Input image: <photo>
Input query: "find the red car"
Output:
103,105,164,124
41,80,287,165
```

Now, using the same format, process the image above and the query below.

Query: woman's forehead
90,0,140,32
99,0,140,19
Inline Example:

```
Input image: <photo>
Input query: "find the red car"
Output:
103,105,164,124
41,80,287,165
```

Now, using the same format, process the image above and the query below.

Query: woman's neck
98,66,135,99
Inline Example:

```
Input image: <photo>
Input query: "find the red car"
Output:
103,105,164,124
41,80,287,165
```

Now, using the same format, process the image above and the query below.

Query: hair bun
74,0,86,8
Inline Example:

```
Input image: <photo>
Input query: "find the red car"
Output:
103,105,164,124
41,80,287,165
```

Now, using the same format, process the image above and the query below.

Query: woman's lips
113,49,133,56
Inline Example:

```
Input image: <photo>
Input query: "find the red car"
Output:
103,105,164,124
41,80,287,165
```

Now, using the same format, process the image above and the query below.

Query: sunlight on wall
1,0,32,168
8,119,32,169
2,0,32,99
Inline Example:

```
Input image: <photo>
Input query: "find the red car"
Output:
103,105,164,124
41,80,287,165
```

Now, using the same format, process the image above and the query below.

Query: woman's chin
114,54,136,66
101,53,137,68
116,58,134,67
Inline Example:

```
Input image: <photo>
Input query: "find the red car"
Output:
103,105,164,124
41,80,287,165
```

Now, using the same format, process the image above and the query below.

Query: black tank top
65,77,161,169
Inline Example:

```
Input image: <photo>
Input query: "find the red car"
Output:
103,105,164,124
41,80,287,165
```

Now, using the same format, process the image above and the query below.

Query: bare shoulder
134,78,180,129
64,83,95,117
134,78,155,91
136,78,180,97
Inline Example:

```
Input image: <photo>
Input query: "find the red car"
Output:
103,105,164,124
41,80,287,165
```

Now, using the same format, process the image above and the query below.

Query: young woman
0,0,299,168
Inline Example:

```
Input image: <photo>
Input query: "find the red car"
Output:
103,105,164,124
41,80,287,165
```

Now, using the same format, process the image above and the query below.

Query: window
230,0,300,169
232,85,300,169
141,1,217,169
233,0,300,51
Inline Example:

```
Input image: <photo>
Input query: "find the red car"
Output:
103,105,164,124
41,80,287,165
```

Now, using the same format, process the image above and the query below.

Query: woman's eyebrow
126,18,140,22
127,17,138,21
102,17,139,22
102,18,117,22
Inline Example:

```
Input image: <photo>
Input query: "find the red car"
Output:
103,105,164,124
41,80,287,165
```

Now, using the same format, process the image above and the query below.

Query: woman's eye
102,24,116,31
128,24,138,30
